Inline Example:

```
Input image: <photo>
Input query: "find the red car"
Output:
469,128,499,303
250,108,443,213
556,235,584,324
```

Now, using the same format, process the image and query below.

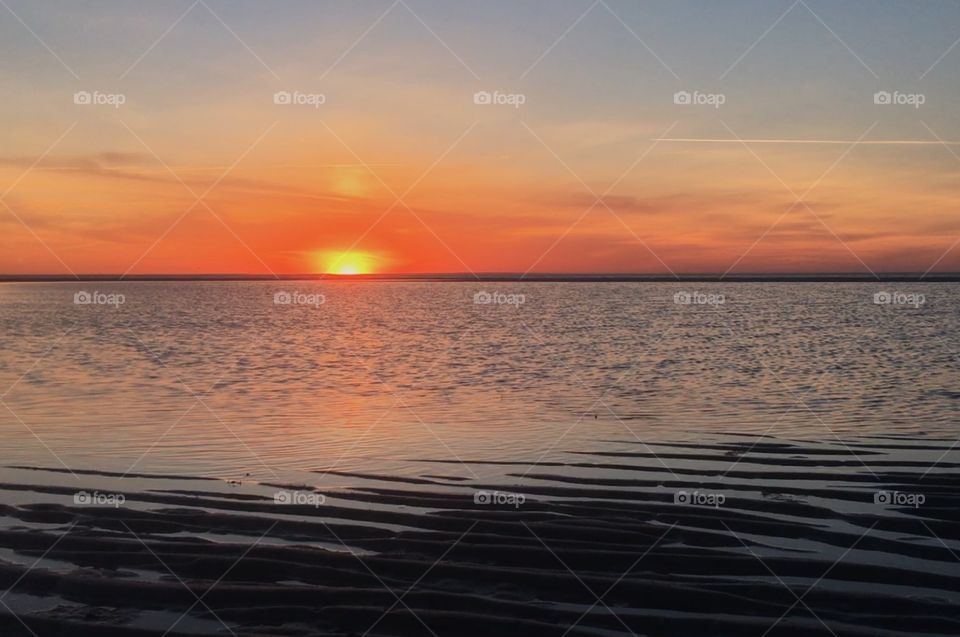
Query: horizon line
2,272,958,283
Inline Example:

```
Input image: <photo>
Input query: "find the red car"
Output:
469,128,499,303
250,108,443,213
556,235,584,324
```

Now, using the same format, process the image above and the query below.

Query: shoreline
0,435,957,636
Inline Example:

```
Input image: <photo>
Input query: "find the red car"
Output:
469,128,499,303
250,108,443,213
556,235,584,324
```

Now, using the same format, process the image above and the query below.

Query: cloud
0,153,170,185
543,189,787,216
0,152,372,205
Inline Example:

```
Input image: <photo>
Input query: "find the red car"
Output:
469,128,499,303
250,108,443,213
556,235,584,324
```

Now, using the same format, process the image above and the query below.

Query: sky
1,0,959,275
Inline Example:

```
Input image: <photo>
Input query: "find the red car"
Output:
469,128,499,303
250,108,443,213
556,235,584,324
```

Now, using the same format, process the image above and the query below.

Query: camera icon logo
273,91,292,105
73,91,92,105
74,491,91,504
673,91,692,105
273,490,292,504
74,291,92,305
873,291,892,305
473,91,492,105
873,490,924,507
474,291,492,304
874,91,892,105
673,291,692,305
274,291,292,305
473,490,491,504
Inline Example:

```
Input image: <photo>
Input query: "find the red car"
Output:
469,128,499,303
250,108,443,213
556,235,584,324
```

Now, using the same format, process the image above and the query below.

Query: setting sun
316,250,382,275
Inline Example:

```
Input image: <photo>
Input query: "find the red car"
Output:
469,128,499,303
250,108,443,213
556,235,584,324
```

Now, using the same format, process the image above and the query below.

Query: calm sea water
0,281,956,482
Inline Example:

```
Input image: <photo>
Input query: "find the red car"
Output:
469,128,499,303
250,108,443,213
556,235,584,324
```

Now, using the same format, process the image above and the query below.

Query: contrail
654,138,960,145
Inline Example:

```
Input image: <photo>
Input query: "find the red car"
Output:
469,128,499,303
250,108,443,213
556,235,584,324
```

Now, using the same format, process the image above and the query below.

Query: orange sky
3,134,958,276
2,1,959,275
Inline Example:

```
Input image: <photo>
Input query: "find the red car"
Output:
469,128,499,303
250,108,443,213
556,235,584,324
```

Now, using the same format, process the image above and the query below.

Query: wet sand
0,436,958,636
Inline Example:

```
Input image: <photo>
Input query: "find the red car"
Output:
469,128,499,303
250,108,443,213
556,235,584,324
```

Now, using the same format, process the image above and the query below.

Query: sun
315,250,380,275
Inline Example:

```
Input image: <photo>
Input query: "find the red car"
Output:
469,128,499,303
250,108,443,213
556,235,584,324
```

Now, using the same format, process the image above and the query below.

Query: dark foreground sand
0,437,958,636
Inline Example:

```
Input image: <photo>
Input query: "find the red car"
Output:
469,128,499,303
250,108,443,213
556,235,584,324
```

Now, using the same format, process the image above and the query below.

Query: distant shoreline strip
2,273,959,283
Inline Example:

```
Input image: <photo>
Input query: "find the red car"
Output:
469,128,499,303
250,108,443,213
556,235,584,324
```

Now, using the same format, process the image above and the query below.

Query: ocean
0,281,957,636
1,281,956,480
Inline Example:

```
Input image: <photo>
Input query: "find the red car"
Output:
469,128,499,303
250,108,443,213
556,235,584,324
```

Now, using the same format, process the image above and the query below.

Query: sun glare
317,250,379,275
